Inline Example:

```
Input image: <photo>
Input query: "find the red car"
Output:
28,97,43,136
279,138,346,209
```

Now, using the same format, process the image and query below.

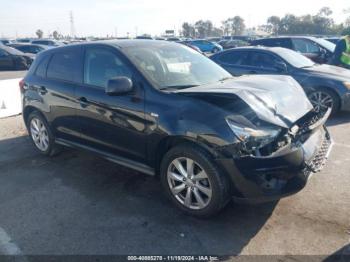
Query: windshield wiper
160,84,199,90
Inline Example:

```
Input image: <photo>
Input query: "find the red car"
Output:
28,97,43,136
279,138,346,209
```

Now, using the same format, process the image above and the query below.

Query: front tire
160,144,231,217
27,111,60,156
308,88,340,115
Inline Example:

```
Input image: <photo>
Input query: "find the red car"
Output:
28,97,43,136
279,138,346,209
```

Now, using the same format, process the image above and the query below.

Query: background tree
318,7,333,17
231,16,245,35
267,16,280,35
36,29,43,38
194,20,213,38
52,30,59,40
182,22,195,38
222,16,246,36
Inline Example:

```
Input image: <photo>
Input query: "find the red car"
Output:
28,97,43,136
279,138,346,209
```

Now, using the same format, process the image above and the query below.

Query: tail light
19,79,25,93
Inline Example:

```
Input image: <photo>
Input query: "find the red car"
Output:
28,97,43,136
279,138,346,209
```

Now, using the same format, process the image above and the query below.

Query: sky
0,0,349,38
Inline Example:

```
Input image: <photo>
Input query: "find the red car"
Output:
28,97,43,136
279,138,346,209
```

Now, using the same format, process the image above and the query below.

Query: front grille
305,134,332,173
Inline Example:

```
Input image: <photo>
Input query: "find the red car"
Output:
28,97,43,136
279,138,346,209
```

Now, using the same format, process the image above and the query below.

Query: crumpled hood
176,75,313,128
304,64,350,81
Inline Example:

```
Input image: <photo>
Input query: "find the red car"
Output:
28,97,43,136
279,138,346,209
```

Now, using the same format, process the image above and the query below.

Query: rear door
39,46,83,141
245,51,286,75
75,45,147,163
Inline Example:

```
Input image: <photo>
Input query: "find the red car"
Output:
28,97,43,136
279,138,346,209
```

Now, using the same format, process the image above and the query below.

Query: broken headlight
226,119,281,149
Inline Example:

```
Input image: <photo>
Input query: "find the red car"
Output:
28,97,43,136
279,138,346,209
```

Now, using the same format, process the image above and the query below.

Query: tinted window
35,55,51,77
18,46,42,54
292,39,320,54
217,51,249,65
247,52,283,69
84,47,132,88
47,50,80,82
33,40,51,46
16,46,30,53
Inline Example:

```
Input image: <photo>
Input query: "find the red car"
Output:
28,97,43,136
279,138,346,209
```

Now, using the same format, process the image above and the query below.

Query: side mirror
275,61,288,72
106,77,133,96
319,48,327,58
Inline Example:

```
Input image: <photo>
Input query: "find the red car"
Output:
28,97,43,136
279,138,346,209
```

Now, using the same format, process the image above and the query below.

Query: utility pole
70,11,76,39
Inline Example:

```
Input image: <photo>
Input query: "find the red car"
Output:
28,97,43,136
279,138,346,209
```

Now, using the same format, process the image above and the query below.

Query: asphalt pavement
0,113,349,259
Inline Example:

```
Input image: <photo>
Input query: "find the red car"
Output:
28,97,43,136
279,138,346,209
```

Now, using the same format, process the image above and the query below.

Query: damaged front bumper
216,110,333,204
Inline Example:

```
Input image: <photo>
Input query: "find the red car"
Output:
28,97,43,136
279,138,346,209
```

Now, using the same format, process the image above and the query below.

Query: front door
76,45,147,163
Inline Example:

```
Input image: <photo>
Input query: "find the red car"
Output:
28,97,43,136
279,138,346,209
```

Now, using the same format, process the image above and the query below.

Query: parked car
16,38,33,43
251,36,335,64
223,35,256,43
184,39,223,53
21,40,332,217
206,37,221,43
218,40,249,50
31,39,64,47
166,37,182,42
0,39,14,45
0,45,33,70
136,35,153,40
8,43,49,55
211,46,350,114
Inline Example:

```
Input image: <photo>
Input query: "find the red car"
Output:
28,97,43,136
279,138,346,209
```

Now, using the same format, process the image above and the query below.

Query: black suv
251,36,335,64
21,40,332,217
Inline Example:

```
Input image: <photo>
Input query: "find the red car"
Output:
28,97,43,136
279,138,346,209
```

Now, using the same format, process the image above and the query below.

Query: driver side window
292,39,320,54
84,47,132,89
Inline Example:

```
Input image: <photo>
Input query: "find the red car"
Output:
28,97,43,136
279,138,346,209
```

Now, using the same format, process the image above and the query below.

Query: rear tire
160,144,231,217
27,111,61,156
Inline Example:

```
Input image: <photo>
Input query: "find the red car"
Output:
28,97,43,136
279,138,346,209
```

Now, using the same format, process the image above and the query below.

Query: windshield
123,43,231,90
274,48,315,68
313,38,336,52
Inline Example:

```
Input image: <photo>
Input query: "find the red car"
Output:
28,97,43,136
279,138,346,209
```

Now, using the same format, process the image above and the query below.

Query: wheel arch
23,106,47,127
153,136,218,177
307,85,341,112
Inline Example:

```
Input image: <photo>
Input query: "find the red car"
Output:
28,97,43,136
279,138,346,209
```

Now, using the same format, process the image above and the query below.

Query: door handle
78,97,89,108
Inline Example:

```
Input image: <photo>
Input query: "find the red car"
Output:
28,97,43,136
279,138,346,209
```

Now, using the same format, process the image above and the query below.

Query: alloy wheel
167,157,212,210
308,91,334,112
30,118,49,152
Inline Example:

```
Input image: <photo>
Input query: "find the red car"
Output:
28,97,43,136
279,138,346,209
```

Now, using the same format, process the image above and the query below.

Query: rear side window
217,51,249,66
246,52,283,69
35,55,51,77
47,50,80,82
84,47,132,88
